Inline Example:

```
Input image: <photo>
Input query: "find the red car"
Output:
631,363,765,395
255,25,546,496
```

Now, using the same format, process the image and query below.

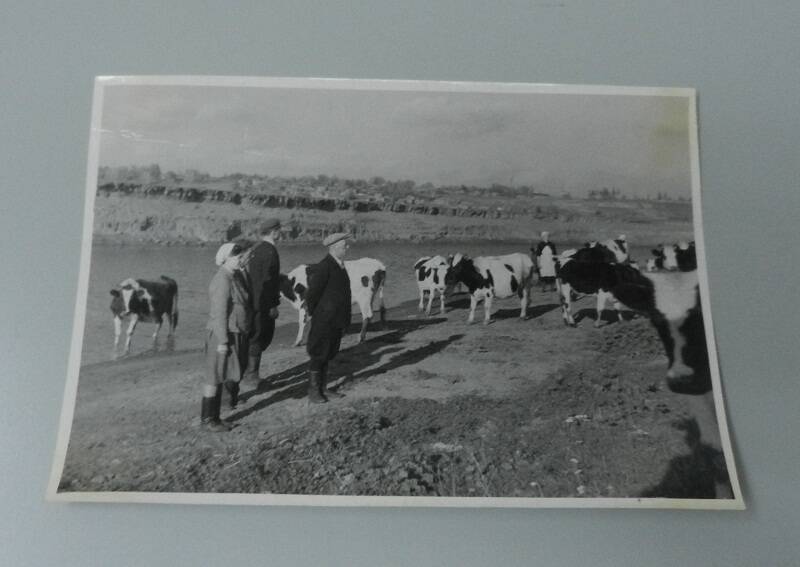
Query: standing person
304,232,353,404
533,231,558,292
242,218,282,384
201,242,252,432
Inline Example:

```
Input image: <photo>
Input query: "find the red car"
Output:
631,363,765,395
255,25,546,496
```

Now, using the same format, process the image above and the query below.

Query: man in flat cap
303,232,352,403
242,217,282,384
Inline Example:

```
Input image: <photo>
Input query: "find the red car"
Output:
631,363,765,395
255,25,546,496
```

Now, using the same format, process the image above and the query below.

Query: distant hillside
92,181,695,246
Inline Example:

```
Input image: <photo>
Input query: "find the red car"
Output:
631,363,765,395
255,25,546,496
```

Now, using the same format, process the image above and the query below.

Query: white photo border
47,76,744,510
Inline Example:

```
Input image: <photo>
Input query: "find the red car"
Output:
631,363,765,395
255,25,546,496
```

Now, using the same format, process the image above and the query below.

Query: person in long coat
304,232,353,403
533,231,558,292
242,218,282,383
201,242,252,432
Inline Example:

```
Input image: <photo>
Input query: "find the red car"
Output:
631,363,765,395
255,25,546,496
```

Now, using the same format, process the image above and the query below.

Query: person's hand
216,344,229,355
269,307,279,319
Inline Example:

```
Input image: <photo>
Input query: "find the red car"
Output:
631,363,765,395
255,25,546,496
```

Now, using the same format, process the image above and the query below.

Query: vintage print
49,77,743,508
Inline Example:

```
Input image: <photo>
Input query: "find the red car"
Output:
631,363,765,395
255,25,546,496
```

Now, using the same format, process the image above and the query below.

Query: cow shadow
640,418,733,499
571,307,638,325
441,299,560,322
495,303,561,321
230,317,449,422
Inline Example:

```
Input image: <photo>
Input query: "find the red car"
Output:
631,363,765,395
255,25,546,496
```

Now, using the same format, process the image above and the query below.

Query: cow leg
613,299,623,323
560,282,576,326
378,286,386,327
439,287,446,315
666,317,694,379
418,288,425,311
358,301,372,343
468,295,478,324
294,307,306,346
152,315,163,344
595,292,608,327
483,294,492,325
425,288,434,316
124,314,139,354
113,316,122,350
519,284,529,320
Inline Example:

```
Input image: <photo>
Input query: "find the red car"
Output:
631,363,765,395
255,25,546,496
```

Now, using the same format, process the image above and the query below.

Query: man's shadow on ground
640,418,733,499
230,315,453,422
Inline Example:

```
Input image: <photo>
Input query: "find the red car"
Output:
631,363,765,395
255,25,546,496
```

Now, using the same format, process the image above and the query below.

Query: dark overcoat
245,239,281,352
305,254,352,364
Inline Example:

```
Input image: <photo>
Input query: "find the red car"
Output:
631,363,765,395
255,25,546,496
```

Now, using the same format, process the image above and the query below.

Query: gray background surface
1,2,797,565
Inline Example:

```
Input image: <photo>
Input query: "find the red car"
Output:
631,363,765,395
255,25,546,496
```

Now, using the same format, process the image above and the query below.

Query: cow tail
172,286,179,328
161,275,179,328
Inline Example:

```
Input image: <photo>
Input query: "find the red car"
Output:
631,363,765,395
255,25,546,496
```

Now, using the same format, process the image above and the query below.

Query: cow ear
110,289,120,297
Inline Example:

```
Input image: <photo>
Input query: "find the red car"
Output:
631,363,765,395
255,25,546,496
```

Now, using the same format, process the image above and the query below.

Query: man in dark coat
304,232,353,403
242,218,282,383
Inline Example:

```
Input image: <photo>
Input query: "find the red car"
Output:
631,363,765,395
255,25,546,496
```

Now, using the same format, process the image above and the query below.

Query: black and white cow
646,242,697,272
279,257,387,345
611,266,710,395
564,236,630,265
556,237,633,327
109,276,179,354
413,255,450,316
445,252,535,324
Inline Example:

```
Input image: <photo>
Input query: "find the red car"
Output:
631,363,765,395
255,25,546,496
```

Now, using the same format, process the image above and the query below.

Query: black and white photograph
48,76,742,508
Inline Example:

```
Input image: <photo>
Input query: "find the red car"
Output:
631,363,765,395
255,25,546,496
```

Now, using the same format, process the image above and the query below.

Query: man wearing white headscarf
201,242,252,431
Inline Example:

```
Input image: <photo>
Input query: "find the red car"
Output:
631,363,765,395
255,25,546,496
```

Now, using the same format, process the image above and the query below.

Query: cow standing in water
109,276,179,355
280,257,387,345
413,255,450,316
445,252,535,324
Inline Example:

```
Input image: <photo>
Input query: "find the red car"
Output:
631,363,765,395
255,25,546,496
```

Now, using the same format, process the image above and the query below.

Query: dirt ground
58,291,732,499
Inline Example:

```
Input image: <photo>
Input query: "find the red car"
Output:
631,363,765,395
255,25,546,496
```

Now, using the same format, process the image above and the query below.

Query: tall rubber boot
202,386,231,431
320,367,344,399
307,371,327,404
224,380,240,410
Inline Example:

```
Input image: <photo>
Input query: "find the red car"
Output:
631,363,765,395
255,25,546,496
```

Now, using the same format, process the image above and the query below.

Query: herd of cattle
108,237,709,395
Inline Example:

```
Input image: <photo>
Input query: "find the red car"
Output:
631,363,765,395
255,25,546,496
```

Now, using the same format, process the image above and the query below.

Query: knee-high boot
307,370,327,404
224,380,240,410
201,386,231,431
243,352,261,384
320,366,344,399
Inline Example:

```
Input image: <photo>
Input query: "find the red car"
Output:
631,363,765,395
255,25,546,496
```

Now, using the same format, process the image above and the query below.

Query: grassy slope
92,193,695,246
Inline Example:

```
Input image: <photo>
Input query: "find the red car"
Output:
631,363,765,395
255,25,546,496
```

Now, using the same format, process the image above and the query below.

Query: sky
97,82,693,199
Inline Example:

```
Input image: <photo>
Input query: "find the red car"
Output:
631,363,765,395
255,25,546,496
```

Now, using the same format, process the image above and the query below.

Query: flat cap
322,232,352,247
259,217,282,234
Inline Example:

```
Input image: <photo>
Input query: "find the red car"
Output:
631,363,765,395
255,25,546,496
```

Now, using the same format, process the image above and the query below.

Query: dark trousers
307,324,343,372
248,310,276,355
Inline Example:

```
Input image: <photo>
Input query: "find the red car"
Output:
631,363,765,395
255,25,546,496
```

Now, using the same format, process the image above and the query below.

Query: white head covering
215,242,238,266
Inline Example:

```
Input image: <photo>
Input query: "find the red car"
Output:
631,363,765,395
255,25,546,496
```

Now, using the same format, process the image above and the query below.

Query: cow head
279,273,297,303
110,279,151,317
445,253,469,286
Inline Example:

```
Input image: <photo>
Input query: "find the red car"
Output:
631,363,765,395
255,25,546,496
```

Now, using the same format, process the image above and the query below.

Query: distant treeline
98,182,549,220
